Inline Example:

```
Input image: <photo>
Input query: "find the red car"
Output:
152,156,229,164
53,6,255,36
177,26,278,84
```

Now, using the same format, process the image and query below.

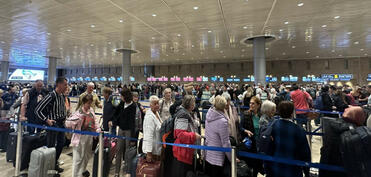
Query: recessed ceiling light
297,2,304,6
208,30,212,33
177,34,181,37
47,33,51,35
59,48,63,50
292,46,296,48
364,53,368,56
152,14,157,17
339,54,343,57
334,16,340,19
354,41,359,45
108,42,111,44
0,41,5,44
316,56,319,58
241,49,245,52
331,50,335,52
279,29,283,32
220,51,224,53
128,39,132,42
90,24,96,28
67,29,71,32
192,45,194,48
47,49,50,52
241,55,244,57
34,50,38,52
347,32,352,35
321,25,327,28
306,51,310,54
282,52,286,55
193,6,199,10
223,56,226,58
74,46,78,48
265,48,269,50
360,48,364,51
243,26,248,29
152,37,155,40
284,21,289,25
90,44,94,46
119,19,124,23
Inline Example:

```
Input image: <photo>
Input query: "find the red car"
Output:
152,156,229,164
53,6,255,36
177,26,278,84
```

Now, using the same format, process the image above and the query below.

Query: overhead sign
367,74,371,81
9,69,45,81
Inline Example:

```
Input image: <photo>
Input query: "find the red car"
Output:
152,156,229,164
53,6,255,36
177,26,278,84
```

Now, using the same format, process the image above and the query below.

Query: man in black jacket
20,80,48,133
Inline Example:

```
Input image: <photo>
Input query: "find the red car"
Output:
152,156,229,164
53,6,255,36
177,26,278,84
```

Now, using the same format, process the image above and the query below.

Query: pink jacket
65,108,100,147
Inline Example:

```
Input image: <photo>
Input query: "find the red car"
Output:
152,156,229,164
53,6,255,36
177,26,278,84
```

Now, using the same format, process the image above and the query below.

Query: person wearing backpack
316,86,335,118
266,101,311,177
171,95,202,177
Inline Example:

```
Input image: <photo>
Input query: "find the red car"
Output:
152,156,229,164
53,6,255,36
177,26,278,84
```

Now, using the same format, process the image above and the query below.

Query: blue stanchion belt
0,119,345,172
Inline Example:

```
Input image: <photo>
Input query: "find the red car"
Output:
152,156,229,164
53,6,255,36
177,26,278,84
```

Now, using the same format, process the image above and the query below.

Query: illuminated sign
100,77,107,81
367,74,371,81
8,69,45,81
84,77,91,81
92,77,99,81
202,76,208,82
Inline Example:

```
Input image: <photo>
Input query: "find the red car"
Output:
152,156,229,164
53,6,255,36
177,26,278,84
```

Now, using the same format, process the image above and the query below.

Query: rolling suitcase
6,131,29,162
92,147,110,177
136,156,161,177
340,126,371,177
13,132,47,170
28,147,58,177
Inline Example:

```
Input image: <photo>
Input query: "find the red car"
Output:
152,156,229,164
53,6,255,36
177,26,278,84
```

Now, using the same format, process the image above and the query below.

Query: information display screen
219,77,224,82
9,69,45,81
84,77,91,81
289,76,298,82
281,76,289,82
70,77,76,82
175,77,181,82
243,78,251,82
211,76,217,82
226,78,233,82
367,74,371,81
92,77,99,81
196,77,202,82
188,77,194,82
77,77,83,81
233,78,240,82
183,77,188,82
302,77,311,82
202,76,208,82
108,77,116,81
100,77,107,81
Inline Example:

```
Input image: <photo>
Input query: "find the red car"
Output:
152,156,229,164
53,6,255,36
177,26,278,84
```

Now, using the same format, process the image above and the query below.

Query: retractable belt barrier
0,119,346,173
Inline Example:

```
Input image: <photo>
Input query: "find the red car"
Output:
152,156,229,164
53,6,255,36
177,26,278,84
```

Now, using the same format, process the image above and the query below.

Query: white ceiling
0,0,370,68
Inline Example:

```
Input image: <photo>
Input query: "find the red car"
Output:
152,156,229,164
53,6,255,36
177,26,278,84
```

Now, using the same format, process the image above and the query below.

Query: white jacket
142,109,163,156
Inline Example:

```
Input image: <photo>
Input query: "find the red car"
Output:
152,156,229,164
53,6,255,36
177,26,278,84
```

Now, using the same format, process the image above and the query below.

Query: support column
241,35,275,86
0,60,9,82
48,57,57,85
116,49,137,85
253,37,266,86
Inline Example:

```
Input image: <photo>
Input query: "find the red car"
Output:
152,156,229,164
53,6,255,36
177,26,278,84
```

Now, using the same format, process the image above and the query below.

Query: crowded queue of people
0,79,370,177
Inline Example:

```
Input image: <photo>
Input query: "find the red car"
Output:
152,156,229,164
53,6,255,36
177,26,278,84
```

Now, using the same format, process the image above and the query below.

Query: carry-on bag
340,126,371,177
136,155,161,177
6,131,29,162
28,147,57,177
92,146,110,177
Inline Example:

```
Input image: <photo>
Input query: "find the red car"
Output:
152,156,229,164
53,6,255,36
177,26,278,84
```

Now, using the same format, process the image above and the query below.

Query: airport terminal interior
0,0,370,177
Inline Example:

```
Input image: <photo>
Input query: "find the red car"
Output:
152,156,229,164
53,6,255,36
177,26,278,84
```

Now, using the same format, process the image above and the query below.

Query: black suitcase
6,131,30,162
340,126,371,177
12,133,47,170
92,147,110,177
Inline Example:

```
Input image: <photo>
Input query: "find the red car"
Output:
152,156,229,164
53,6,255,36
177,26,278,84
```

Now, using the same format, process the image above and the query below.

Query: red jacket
172,106,197,165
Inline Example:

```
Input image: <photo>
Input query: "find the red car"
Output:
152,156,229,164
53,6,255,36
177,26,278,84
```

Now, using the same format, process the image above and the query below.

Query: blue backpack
314,95,324,110
257,119,278,155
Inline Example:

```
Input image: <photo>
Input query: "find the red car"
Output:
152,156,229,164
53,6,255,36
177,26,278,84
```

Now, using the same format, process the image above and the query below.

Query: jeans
47,129,66,166
296,114,308,129
72,135,93,177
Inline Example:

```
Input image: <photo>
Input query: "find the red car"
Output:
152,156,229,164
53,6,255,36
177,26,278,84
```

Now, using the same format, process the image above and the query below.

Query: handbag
136,156,161,177
306,110,320,120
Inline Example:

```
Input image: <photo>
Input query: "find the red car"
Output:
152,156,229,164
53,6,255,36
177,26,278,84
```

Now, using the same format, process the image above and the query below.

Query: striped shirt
35,90,67,122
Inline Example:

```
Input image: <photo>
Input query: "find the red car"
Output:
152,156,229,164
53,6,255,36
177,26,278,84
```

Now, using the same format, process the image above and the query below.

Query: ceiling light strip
260,0,277,34
105,0,168,38
217,0,231,44
160,0,191,31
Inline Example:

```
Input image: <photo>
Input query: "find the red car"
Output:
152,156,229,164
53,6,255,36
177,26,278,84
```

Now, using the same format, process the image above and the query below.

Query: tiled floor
0,98,321,177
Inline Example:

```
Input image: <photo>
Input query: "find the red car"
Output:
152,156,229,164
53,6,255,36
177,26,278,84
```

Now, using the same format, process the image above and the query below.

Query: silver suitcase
28,147,58,177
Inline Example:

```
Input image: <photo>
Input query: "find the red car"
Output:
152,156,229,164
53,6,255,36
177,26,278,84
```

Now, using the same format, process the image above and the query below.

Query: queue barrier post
14,120,23,177
97,132,104,177
231,146,237,177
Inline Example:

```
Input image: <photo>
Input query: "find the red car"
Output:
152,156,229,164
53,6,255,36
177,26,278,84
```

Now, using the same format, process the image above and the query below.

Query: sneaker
82,170,90,177
56,165,64,173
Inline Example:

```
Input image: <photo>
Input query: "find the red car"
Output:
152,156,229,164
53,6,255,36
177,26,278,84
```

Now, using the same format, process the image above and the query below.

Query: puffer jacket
173,106,197,165
205,108,231,167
